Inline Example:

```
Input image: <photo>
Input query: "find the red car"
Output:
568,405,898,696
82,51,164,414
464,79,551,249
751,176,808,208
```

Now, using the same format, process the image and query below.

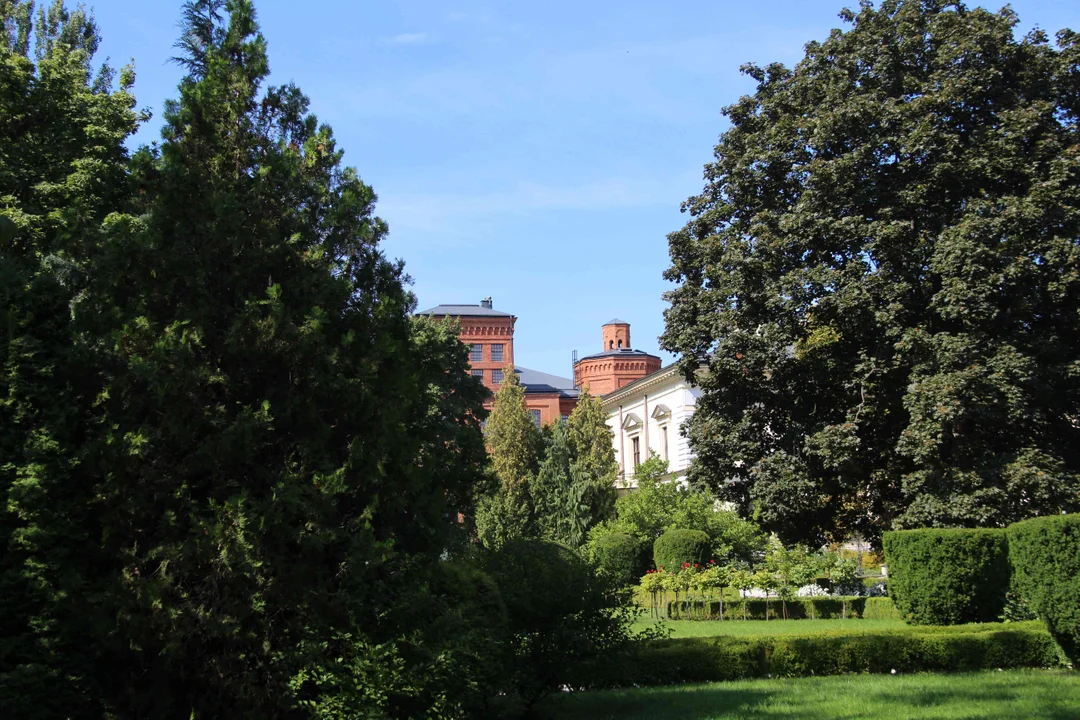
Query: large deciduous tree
1,3,140,715
663,0,1080,546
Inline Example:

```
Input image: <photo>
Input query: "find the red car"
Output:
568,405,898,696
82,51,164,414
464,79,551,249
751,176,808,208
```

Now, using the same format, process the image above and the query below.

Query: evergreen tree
566,387,618,485
476,366,541,546
533,421,592,547
1,3,140,715
5,1,490,716
663,0,1080,545
565,388,618,531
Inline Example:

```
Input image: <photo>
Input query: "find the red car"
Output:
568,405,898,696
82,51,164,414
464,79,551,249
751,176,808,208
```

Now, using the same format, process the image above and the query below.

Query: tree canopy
2,1,489,716
662,0,1080,546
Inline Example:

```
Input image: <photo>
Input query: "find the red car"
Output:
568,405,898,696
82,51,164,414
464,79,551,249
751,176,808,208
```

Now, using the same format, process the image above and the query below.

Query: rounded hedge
1008,514,1080,663
590,532,649,587
653,529,710,571
882,528,1009,625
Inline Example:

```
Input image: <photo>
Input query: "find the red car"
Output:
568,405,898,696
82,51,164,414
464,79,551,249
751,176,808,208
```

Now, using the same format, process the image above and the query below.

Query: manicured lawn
633,616,908,637
537,669,1080,719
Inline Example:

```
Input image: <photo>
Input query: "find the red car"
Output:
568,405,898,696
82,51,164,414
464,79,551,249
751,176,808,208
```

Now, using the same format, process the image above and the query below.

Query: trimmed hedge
667,597,866,621
590,532,649,588
1009,514,1080,663
653,529,710,571
604,622,1061,687
863,597,902,620
883,528,1009,625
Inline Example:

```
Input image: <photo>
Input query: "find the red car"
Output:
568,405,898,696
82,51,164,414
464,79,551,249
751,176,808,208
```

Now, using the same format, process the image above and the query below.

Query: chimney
480,297,492,309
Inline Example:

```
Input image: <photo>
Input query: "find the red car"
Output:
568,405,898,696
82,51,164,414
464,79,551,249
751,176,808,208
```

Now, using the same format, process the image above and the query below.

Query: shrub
666,597,867,620
1008,514,1080,663
863,597,902,620
608,622,1061,687
883,528,1009,625
653,529,710,571
589,532,650,587
482,539,638,713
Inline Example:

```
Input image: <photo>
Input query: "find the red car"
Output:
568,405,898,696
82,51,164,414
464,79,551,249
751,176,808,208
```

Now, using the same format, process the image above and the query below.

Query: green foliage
476,367,542,547
596,622,1061,688
662,0,1080,546
653,529,711,571
2,2,491,717
667,597,869,621
1008,515,1080,663
863,598,903,620
588,532,649,589
532,418,614,549
593,455,764,566
481,538,644,714
884,528,1010,626
1,3,140,715
566,388,618,487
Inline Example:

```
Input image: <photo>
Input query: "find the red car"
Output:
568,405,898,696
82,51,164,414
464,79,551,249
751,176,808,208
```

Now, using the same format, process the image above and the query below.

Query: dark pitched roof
515,366,579,398
603,318,628,325
416,304,514,318
575,348,660,363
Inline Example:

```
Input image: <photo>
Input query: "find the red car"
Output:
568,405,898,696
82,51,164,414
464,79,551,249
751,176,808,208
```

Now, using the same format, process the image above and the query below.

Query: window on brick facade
529,409,542,429
491,344,504,362
492,369,504,384
471,369,484,380
470,344,483,362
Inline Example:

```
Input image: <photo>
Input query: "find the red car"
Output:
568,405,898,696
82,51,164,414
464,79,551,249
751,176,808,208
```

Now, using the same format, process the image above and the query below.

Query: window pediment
651,404,671,420
621,413,643,431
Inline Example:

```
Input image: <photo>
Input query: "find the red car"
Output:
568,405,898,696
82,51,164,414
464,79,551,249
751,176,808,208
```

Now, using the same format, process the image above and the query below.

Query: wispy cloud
389,32,428,45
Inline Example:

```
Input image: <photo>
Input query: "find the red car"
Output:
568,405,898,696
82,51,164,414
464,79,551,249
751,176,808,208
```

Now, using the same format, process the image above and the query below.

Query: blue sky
88,0,1078,379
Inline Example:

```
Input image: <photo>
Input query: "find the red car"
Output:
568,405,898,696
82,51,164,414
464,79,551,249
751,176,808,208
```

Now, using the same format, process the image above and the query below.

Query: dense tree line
663,0,1080,546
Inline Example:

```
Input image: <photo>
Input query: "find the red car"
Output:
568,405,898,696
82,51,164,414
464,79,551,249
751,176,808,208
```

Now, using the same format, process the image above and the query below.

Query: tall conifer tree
476,367,541,546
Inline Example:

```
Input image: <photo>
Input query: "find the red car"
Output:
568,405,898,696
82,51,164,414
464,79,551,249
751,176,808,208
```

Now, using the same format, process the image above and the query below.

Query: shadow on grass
535,672,1080,720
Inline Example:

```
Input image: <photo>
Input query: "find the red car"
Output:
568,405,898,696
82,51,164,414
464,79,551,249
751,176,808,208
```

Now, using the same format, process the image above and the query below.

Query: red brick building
417,299,578,426
573,319,662,396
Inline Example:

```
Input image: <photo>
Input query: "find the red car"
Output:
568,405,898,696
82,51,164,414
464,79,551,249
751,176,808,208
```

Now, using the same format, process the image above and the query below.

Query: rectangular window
492,369,504,384
491,344,504,362
470,344,483,363
471,369,484,380
560,414,569,424
529,409,542,429
662,426,669,461
632,437,641,469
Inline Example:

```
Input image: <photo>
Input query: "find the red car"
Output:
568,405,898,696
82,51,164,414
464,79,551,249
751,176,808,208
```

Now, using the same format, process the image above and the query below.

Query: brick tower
573,319,662,396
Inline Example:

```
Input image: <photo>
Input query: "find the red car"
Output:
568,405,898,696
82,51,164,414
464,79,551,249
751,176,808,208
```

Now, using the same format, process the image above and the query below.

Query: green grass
633,617,908,638
537,669,1080,719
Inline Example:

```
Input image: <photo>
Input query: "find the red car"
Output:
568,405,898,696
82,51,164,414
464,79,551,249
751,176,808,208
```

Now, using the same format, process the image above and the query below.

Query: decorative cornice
601,364,683,408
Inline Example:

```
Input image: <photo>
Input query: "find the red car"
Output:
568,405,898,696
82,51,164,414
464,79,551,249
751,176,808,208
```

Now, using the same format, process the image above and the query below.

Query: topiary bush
615,622,1061,687
883,528,1010,625
1008,514,1080,663
589,532,650,587
653,529,710,571
863,597,902,620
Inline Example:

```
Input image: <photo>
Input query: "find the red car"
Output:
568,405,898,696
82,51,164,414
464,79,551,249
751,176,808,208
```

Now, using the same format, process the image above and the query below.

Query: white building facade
601,364,701,489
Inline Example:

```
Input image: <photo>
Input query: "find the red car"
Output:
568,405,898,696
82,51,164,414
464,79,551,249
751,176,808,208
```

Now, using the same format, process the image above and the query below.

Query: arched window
609,340,614,349
618,339,623,348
